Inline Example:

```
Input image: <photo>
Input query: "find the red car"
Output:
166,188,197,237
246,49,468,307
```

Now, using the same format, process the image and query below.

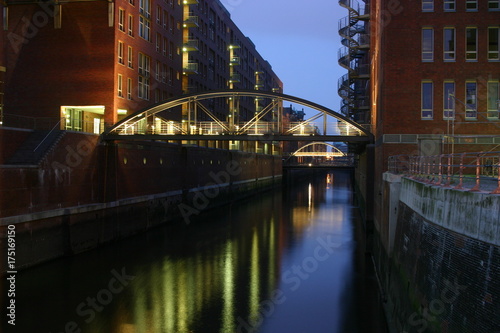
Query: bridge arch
289,142,346,156
103,89,372,141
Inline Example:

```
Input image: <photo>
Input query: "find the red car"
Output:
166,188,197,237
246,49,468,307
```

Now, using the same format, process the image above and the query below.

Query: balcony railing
388,152,500,194
182,39,199,52
183,62,199,75
183,16,199,28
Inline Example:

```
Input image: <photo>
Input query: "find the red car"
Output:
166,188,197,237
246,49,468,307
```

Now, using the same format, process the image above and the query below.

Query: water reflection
4,170,386,333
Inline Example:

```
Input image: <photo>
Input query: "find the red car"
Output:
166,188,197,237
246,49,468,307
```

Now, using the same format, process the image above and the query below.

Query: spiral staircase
338,0,370,124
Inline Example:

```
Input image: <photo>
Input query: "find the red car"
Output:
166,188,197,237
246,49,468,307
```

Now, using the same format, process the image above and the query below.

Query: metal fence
388,151,500,194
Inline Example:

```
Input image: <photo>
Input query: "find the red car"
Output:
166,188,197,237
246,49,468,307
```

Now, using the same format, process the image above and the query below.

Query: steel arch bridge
103,90,373,143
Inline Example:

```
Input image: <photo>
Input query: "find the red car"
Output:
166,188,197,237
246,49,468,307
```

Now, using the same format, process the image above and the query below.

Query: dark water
2,170,388,333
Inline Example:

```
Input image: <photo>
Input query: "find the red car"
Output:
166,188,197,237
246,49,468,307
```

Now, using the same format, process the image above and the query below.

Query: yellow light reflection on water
221,240,236,333
249,229,261,326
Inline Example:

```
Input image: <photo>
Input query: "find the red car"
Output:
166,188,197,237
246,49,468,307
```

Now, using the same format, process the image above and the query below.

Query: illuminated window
488,27,500,60
465,81,477,119
444,27,455,61
422,28,434,61
421,81,433,119
443,81,455,120
466,27,477,61
422,0,433,11
487,81,500,119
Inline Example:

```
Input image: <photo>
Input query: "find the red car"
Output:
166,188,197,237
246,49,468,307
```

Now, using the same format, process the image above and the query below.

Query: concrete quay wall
0,130,282,273
377,175,500,333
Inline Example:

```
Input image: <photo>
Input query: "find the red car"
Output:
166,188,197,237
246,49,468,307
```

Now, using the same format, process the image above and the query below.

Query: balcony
230,56,240,66
183,0,198,4
182,39,199,52
183,62,199,75
183,16,199,28
229,73,240,83
228,43,241,50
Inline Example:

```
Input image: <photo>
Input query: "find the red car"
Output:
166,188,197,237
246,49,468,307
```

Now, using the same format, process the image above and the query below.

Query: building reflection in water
8,171,368,333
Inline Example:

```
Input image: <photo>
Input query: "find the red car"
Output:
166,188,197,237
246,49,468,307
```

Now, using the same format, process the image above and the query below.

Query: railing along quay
388,151,500,194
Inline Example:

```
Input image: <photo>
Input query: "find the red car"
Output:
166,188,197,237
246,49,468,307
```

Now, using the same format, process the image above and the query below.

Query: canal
4,169,388,333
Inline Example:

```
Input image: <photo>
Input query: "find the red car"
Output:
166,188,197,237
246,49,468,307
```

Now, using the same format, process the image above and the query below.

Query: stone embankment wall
377,175,499,333
0,129,282,272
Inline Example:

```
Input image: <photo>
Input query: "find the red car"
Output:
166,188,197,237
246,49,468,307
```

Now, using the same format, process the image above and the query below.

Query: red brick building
371,0,500,165
0,0,281,132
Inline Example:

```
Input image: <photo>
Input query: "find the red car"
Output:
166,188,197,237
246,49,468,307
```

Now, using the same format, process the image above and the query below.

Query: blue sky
222,0,346,113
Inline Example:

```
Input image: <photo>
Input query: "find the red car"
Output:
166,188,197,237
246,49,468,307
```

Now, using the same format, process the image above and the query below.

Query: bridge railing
388,152,500,194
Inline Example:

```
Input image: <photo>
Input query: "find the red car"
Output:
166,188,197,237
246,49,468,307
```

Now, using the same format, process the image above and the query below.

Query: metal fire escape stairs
338,0,370,122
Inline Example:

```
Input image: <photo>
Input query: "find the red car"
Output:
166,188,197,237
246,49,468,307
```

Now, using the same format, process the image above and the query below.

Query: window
169,41,174,59
444,28,455,61
465,81,477,119
118,74,123,97
488,27,500,60
118,41,124,64
156,5,161,25
156,33,161,52
128,46,133,68
138,53,150,100
422,0,433,11
139,15,151,41
118,8,125,31
444,0,455,11
489,0,500,10
443,81,455,119
162,38,167,56
128,15,134,36
421,81,433,119
466,27,477,61
139,0,150,17
129,0,134,5
422,28,434,61
487,82,500,119
162,64,167,83
127,78,133,100
163,10,168,29
155,61,160,80
466,0,477,11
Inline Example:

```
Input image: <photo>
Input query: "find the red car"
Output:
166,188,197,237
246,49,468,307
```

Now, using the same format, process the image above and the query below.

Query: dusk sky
222,0,345,114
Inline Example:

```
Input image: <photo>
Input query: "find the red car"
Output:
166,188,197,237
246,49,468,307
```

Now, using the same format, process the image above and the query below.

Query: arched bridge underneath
103,90,373,144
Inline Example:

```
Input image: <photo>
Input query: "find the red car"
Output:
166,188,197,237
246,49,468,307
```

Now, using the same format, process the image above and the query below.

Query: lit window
444,0,455,11
118,8,125,31
444,27,455,61
465,81,477,119
128,46,133,68
422,28,434,61
118,74,123,97
422,0,433,11
421,81,433,119
443,81,455,120
488,27,500,60
489,0,500,10
466,27,477,61
128,15,134,36
118,41,124,64
487,81,500,119
466,0,477,11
